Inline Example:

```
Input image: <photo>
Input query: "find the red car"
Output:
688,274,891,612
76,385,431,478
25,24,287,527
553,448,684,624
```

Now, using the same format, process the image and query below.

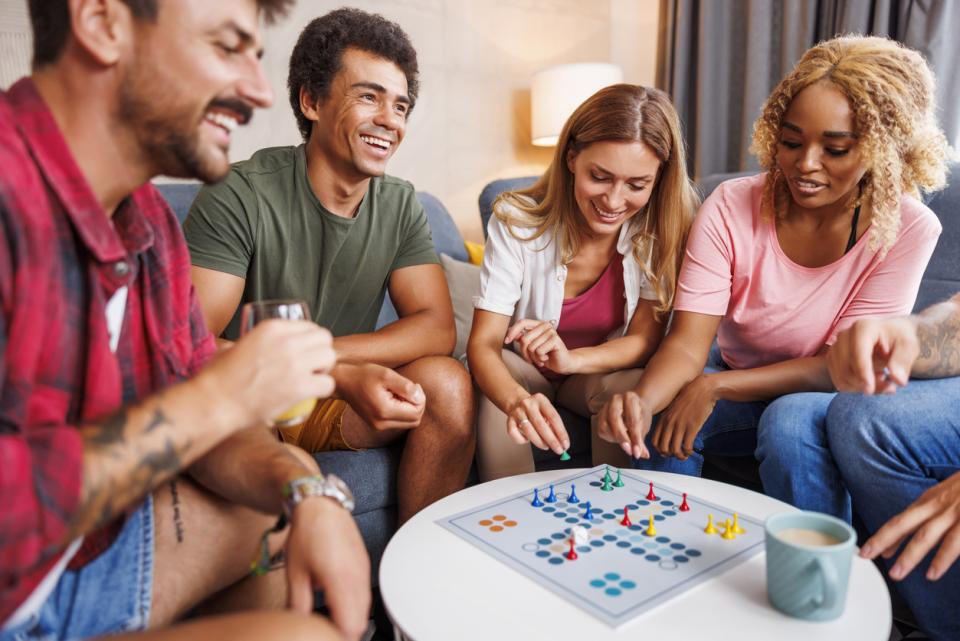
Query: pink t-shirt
674,173,941,370
538,255,626,380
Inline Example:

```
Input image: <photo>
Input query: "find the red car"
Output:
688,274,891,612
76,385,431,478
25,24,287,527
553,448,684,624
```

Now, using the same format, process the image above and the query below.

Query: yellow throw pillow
464,240,484,265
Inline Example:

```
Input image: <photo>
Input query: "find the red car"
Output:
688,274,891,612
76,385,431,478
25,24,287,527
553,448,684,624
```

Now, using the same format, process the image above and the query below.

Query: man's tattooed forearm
72,404,188,540
915,309,960,378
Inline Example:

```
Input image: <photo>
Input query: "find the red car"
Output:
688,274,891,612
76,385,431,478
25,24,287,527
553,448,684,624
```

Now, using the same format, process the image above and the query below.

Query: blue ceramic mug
765,511,856,621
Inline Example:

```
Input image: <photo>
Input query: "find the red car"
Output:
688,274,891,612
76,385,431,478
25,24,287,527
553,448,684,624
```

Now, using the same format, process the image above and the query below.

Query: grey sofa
477,164,960,490
156,181,469,583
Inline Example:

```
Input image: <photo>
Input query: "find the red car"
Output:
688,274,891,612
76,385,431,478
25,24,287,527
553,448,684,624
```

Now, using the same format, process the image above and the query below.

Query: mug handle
813,557,839,611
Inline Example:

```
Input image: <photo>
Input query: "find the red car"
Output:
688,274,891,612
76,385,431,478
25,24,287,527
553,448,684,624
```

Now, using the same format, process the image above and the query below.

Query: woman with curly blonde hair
595,35,950,521
468,84,698,480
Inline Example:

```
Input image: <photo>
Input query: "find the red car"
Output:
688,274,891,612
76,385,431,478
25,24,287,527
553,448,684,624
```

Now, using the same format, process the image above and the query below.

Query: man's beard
117,76,229,184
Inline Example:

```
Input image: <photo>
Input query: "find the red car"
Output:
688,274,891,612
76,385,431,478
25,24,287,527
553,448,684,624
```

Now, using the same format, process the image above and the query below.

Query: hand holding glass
240,299,319,427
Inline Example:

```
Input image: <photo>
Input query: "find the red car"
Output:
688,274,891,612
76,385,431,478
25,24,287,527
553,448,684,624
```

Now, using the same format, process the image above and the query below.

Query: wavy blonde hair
495,84,699,316
750,35,952,254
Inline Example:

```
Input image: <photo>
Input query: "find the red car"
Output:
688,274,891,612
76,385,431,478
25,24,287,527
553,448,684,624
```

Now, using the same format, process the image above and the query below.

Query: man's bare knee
401,356,474,415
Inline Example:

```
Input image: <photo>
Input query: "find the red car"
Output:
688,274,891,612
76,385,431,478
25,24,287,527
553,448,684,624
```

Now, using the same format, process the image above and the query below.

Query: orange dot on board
492,515,507,521
504,521,518,527
490,525,504,532
479,520,492,526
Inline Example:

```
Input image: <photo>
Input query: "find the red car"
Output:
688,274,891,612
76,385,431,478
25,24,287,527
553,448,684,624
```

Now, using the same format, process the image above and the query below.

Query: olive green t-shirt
183,145,438,339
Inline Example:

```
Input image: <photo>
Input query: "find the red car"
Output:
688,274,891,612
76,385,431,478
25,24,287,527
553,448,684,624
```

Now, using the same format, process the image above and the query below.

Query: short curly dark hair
287,8,420,141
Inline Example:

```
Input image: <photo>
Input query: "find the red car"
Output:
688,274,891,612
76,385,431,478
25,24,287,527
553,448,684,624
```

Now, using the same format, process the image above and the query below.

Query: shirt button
113,261,130,277
556,273,564,281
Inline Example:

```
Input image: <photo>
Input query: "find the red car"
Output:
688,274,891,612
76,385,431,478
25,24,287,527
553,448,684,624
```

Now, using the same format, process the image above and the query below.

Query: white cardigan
473,201,659,339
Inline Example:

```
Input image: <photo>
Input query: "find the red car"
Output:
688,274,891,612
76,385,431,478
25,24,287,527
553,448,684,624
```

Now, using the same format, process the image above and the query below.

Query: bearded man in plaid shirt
0,1,371,640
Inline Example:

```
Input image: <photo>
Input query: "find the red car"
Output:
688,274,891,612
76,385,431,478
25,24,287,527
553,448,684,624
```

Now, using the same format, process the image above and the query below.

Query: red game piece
620,505,632,526
646,482,658,501
566,537,578,560
679,492,690,512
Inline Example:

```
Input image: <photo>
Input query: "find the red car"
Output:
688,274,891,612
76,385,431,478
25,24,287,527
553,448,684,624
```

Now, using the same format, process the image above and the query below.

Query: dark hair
287,8,420,141
28,0,292,68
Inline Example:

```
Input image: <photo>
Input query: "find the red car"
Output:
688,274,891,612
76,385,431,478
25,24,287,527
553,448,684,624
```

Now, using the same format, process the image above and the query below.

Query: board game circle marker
535,550,550,557
548,557,563,565
479,519,492,526
590,540,604,547
505,521,517,527
620,580,637,589
604,572,620,581
590,579,605,588
630,547,644,555
686,549,702,557
605,588,622,597
659,560,679,570
644,554,660,562
674,555,689,563
490,525,503,532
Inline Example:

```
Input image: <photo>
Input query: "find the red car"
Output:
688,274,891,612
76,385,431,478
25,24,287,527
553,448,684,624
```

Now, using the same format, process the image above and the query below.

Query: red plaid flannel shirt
0,78,216,623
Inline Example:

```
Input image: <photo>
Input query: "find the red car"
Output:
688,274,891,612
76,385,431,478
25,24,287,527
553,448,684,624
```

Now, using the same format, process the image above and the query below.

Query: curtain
658,0,960,180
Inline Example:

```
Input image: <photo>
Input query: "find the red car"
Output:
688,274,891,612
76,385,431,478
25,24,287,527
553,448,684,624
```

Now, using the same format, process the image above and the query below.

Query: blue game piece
531,488,544,507
583,501,594,520
545,484,557,503
569,484,580,503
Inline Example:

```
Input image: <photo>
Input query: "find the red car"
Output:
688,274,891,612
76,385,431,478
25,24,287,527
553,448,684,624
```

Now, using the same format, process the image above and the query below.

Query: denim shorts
1,494,155,641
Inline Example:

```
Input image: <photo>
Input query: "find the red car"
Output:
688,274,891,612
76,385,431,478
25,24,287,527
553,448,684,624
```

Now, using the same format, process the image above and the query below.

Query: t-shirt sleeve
672,188,735,315
473,214,524,316
183,171,258,278
390,196,440,271
828,204,942,342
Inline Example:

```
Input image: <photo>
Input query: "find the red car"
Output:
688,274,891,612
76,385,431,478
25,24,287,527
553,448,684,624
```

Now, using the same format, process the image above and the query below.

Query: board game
438,465,765,628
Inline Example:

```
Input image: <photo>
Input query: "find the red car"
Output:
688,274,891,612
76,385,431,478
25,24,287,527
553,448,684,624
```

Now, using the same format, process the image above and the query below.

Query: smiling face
118,0,273,182
566,140,662,238
303,48,410,181
776,81,868,213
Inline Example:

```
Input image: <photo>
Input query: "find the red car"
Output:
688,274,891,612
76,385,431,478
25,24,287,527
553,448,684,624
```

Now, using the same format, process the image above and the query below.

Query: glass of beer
239,299,318,427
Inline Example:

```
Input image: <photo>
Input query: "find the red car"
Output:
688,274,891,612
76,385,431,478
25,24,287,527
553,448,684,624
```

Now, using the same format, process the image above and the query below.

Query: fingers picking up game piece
559,450,571,461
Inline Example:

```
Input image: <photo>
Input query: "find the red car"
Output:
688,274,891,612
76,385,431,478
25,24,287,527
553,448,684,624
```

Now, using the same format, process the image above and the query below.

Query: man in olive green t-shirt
184,9,475,524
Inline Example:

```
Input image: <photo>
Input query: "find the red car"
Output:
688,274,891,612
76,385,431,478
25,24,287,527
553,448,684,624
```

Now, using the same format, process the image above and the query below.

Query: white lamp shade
531,63,624,146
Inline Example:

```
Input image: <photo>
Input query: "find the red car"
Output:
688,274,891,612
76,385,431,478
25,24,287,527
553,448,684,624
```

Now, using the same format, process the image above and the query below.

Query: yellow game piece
732,512,746,535
721,518,736,540
704,513,717,534
645,512,657,537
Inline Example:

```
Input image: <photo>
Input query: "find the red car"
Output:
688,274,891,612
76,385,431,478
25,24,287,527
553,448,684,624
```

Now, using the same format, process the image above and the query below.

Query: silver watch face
323,474,355,512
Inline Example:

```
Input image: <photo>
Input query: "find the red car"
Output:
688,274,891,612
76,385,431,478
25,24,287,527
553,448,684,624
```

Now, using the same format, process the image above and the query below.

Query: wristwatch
281,473,355,517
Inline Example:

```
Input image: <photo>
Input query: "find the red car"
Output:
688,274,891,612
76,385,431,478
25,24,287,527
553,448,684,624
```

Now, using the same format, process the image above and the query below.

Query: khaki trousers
476,349,644,481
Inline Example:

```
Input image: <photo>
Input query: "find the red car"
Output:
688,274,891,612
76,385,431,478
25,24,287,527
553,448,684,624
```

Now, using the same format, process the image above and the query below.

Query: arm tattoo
72,403,191,540
914,300,960,378
170,480,185,543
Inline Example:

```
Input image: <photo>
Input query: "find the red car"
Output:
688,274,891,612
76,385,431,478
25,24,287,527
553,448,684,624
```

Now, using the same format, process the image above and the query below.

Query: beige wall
0,0,660,241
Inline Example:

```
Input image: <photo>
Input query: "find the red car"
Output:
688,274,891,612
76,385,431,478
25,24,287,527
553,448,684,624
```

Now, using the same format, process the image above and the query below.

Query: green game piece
601,478,613,492
559,450,571,461
613,469,625,487
602,466,613,484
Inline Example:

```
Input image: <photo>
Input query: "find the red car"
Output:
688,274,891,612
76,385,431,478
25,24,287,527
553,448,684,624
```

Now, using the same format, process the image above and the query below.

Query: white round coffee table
379,469,891,640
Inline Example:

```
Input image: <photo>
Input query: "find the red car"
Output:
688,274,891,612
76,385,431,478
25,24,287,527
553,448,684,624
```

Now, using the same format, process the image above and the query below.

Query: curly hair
495,84,699,317
29,0,292,67
750,35,953,254
287,8,420,142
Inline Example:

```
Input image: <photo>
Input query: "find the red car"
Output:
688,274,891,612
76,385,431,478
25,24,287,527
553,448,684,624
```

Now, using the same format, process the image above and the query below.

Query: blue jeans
827,378,960,641
634,349,845,518
1,495,154,641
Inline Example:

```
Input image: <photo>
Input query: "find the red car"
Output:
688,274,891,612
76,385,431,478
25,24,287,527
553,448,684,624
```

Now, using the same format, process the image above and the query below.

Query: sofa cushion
478,176,537,238
439,254,480,361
